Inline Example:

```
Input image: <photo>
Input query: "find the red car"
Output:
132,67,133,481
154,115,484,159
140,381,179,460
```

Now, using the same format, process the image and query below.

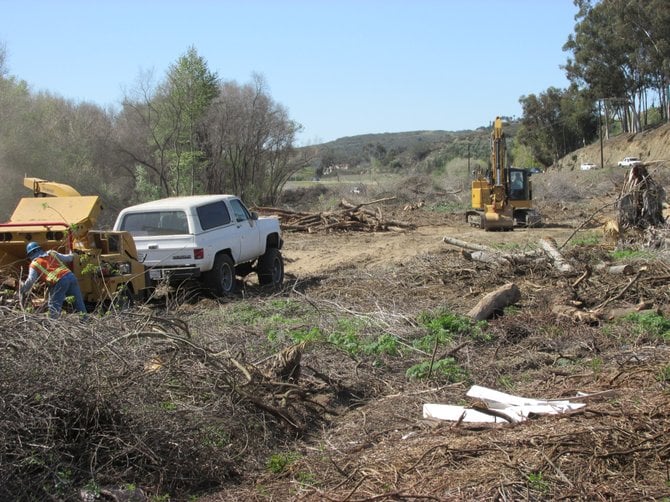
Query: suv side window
230,199,251,222
197,201,231,230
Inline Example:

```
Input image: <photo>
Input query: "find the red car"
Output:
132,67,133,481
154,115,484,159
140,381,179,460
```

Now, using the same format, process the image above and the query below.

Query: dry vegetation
2,159,670,501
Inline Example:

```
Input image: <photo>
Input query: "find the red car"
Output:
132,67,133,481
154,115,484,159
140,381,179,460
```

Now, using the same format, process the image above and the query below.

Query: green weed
590,357,603,374
327,318,368,355
201,426,231,448
406,357,467,382
289,326,322,344
363,333,400,356
415,310,486,351
159,401,177,411
267,452,301,474
224,303,265,325
296,471,317,486
657,364,670,383
497,375,515,391
328,330,361,355
624,311,670,341
429,202,467,213
527,471,549,493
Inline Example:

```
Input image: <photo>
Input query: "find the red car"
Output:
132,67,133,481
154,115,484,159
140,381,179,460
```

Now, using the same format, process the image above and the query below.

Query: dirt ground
283,219,577,279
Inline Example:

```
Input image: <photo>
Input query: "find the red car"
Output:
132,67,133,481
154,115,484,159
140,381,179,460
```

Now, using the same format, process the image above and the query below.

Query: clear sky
1,0,578,144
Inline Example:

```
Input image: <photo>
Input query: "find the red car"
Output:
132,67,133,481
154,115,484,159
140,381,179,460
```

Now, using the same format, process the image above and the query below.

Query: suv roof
120,194,238,211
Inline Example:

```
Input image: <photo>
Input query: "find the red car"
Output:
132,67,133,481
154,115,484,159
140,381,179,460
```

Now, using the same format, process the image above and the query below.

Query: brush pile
256,198,416,233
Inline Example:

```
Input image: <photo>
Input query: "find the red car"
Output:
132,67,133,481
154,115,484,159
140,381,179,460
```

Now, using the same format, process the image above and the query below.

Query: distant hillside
305,119,522,174
557,122,670,170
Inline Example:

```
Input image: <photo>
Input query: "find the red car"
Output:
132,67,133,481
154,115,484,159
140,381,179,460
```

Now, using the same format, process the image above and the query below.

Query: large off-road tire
207,253,236,296
257,248,284,287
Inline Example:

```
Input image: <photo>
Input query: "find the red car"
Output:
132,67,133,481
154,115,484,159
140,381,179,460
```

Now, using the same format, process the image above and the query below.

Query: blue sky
1,0,578,144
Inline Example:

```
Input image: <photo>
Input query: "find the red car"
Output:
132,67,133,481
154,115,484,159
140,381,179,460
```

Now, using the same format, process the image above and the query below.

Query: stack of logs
254,198,416,233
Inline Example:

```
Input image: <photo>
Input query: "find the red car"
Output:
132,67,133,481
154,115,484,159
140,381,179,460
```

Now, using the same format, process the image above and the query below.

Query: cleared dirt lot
4,164,670,501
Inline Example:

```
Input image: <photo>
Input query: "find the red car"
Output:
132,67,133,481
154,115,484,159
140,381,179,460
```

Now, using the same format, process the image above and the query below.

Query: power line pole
598,99,604,168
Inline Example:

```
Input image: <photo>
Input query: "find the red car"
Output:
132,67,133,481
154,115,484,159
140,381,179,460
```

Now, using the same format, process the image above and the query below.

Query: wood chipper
0,177,146,310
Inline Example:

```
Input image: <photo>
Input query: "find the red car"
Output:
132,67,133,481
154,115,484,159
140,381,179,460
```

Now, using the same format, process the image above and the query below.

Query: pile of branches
0,307,346,500
256,198,416,233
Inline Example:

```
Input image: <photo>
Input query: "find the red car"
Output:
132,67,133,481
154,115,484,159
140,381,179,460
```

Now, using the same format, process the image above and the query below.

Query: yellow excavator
0,177,146,309
466,117,541,230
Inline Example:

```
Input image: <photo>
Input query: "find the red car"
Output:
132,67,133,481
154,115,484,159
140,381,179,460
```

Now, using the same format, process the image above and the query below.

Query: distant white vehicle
617,157,642,167
580,162,597,171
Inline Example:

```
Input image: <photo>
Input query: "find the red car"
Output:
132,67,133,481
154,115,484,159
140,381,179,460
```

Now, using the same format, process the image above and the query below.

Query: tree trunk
468,283,521,321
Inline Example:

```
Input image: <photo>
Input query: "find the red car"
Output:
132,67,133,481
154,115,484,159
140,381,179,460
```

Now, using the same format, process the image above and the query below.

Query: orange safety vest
30,253,71,286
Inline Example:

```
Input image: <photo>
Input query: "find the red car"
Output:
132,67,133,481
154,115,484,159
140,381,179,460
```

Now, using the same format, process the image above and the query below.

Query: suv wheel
207,253,236,295
257,248,284,287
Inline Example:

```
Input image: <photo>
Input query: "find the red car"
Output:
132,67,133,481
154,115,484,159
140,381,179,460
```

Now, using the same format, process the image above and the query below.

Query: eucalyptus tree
564,0,670,132
517,85,597,167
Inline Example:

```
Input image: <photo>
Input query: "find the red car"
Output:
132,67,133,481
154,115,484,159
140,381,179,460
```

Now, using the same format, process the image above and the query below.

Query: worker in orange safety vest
19,241,87,318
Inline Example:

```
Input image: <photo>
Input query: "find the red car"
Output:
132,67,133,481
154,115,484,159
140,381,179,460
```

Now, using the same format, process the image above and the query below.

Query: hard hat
26,241,44,259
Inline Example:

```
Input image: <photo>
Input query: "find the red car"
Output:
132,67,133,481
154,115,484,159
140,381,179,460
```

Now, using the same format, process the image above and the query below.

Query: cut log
594,263,635,275
468,283,521,321
462,250,510,266
444,236,543,263
443,236,499,253
540,237,575,273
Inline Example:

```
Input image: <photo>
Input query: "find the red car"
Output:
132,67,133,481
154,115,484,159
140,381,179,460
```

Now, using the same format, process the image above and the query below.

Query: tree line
517,0,670,167
0,45,311,221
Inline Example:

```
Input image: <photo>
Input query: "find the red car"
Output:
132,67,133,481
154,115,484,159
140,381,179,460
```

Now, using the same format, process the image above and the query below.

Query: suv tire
207,253,236,295
257,248,284,287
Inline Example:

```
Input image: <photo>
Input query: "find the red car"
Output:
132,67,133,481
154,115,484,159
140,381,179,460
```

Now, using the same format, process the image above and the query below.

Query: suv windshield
120,211,189,236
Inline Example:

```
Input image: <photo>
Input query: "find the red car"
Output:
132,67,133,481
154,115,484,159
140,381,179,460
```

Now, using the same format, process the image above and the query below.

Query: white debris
423,385,586,424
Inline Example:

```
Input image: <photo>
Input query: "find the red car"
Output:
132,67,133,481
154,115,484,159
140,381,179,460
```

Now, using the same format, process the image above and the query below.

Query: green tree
202,74,304,204
517,85,597,167
564,0,670,132
118,47,219,199
159,46,219,195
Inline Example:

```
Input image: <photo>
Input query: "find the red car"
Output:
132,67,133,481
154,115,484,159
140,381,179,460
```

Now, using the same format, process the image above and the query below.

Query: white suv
114,195,283,295
617,157,642,167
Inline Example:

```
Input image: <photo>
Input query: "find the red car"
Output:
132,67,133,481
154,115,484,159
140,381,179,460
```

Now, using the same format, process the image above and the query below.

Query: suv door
229,198,262,262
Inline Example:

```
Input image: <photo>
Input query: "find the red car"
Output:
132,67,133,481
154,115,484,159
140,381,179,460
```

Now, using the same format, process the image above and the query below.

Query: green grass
571,232,601,247
609,248,656,261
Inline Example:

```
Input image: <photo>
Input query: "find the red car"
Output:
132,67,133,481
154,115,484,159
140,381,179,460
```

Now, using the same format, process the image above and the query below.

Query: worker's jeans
49,272,86,318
